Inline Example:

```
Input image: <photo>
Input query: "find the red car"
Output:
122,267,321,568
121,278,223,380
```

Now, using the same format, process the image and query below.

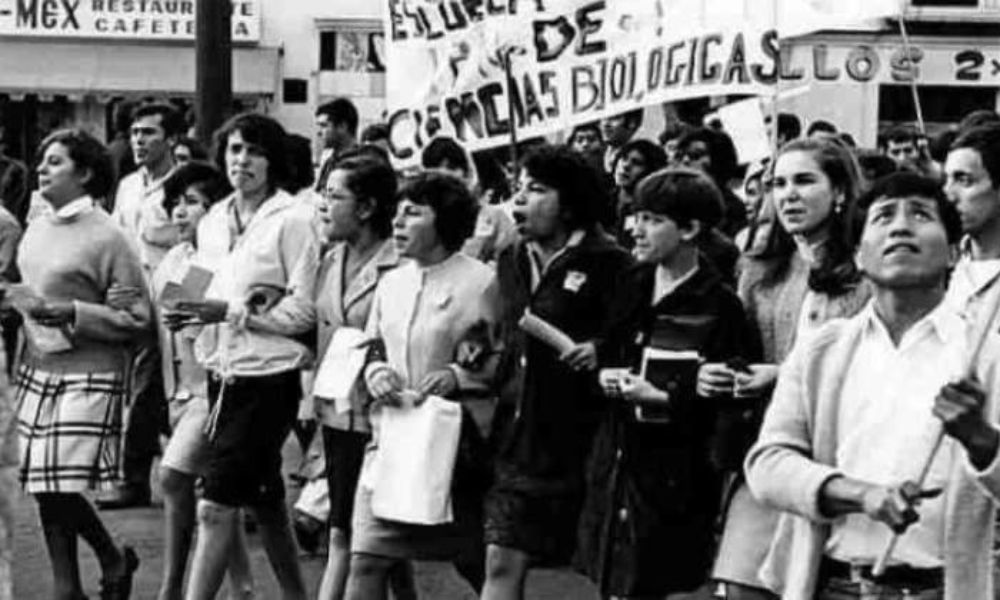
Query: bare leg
317,528,351,600
158,467,196,600
481,544,531,600
251,502,307,600
185,499,237,600
225,510,255,599
344,553,395,600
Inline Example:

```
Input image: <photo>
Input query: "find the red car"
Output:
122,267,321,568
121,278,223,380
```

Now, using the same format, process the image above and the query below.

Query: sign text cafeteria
0,0,260,41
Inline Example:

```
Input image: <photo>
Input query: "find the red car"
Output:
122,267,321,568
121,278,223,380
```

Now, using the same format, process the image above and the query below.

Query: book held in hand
635,348,700,424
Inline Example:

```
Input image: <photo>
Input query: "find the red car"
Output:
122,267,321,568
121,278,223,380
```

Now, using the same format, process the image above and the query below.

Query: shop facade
0,0,279,162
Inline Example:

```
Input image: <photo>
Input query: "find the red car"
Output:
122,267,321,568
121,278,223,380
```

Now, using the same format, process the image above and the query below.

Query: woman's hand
162,308,200,331
418,369,459,398
175,300,229,324
367,366,405,406
28,301,75,327
618,373,669,404
560,341,598,372
733,364,779,398
697,362,735,397
106,284,143,310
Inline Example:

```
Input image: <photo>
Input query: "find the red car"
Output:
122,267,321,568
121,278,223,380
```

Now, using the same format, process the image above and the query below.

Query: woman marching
481,145,632,600
144,161,254,600
244,154,417,600
178,113,318,600
575,167,761,600
711,138,872,600
16,129,148,599
344,170,501,600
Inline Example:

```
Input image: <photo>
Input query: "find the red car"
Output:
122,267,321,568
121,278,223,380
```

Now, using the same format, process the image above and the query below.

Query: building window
319,30,385,72
283,79,308,104
911,0,978,6
878,84,997,133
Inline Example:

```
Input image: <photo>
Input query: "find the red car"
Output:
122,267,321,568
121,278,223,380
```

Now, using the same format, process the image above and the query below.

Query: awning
0,39,278,97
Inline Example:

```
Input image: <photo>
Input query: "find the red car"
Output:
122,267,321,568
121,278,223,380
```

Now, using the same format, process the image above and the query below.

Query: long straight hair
753,137,866,295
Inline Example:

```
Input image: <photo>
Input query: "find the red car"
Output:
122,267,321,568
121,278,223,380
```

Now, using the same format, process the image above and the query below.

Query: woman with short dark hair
17,128,148,599
609,138,667,245
344,170,501,600
481,145,632,600
180,113,317,600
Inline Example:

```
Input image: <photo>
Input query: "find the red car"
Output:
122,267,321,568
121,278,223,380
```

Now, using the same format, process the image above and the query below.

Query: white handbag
370,395,462,525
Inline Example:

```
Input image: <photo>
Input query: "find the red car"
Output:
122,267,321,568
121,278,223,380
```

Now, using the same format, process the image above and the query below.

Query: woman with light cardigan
345,171,501,600
178,114,318,600
16,129,148,600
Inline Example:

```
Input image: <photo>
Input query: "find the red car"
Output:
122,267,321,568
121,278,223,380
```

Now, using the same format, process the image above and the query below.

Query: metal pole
897,11,927,137
503,48,520,182
196,0,233,144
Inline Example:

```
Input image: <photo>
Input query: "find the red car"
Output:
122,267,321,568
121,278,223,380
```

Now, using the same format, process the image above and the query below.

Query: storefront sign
0,0,260,42
383,0,900,162
779,41,1000,86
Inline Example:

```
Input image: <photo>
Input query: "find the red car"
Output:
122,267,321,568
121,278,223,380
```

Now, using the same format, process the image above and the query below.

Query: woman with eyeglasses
16,129,148,600
245,154,417,600
709,138,872,600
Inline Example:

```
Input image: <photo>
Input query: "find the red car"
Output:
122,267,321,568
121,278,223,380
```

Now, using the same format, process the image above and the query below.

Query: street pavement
12,438,603,599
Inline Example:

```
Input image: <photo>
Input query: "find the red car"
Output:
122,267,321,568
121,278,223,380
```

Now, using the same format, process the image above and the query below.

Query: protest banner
382,0,902,164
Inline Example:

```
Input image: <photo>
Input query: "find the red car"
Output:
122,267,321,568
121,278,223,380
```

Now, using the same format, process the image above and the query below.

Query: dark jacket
0,154,28,226
492,230,632,488
575,259,761,596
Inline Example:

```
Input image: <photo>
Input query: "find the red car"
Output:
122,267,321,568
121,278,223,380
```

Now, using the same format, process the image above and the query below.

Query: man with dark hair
882,124,922,168
99,101,183,509
944,122,1000,357
776,112,802,147
601,108,643,173
0,129,28,226
748,172,1000,600
807,119,838,138
107,100,138,198
315,97,360,191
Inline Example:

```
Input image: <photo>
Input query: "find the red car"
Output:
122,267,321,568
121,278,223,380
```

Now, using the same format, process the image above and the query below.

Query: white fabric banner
383,0,901,161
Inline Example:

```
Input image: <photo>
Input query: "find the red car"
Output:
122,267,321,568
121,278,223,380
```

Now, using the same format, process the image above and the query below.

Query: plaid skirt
15,365,125,494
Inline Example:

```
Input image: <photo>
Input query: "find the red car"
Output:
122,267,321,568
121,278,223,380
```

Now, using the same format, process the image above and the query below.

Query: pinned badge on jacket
563,270,587,293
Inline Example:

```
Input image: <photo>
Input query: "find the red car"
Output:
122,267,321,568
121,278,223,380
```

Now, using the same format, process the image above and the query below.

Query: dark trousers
122,337,167,489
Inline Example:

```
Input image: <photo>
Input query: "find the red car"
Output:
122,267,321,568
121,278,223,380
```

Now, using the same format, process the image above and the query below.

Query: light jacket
195,189,318,378
745,301,1000,600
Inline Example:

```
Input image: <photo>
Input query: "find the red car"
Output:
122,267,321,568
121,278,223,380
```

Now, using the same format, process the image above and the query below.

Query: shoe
95,485,151,510
293,511,324,555
99,545,139,600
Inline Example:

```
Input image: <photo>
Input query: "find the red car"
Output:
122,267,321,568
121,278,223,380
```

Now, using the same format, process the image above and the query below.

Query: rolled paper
518,310,575,355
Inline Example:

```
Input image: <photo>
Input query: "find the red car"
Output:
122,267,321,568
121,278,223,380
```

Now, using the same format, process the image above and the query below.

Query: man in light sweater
746,172,1000,600
100,102,184,509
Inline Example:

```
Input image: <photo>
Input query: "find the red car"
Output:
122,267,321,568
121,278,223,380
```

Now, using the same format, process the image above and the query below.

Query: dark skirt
574,413,722,596
483,460,585,567
202,370,300,507
350,404,491,561
323,426,368,531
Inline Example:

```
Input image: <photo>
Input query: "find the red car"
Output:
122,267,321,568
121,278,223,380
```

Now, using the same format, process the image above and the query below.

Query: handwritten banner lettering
383,0,901,162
